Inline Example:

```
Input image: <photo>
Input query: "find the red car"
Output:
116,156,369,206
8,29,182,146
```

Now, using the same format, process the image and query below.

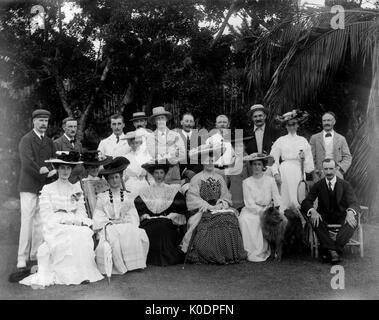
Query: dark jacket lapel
320,178,330,211
62,135,74,151
335,177,343,207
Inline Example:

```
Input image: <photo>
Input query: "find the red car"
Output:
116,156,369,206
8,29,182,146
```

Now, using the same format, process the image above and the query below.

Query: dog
261,206,304,261
261,206,288,261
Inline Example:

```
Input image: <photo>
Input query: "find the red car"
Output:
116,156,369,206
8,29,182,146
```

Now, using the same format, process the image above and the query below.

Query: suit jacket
245,124,280,155
309,131,352,179
175,128,206,177
53,134,85,184
301,177,359,223
18,130,56,194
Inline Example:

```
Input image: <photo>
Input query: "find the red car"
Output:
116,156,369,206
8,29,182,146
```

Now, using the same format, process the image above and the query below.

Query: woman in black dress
134,161,187,266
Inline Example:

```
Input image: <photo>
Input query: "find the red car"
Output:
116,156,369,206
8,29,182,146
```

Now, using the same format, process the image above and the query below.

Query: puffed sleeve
121,198,140,227
303,138,315,174
218,174,232,205
186,174,211,211
92,194,110,231
270,137,282,176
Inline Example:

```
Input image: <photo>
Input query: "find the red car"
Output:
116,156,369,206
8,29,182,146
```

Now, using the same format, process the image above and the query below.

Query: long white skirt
279,160,302,211
238,208,270,262
20,225,103,287
95,223,149,274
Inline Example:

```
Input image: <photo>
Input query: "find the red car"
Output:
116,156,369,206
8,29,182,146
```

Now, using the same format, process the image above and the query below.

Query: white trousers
17,192,43,264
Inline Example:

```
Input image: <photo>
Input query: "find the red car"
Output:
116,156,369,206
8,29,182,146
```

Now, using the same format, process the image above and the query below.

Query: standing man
301,158,359,264
146,106,185,185
98,113,130,158
53,117,84,183
128,111,151,152
245,104,280,156
176,113,205,181
310,112,352,181
17,109,56,269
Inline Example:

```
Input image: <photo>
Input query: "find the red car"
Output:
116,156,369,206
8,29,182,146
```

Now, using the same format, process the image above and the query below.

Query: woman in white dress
123,131,153,198
20,151,104,288
238,153,281,262
93,157,149,274
270,110,314,211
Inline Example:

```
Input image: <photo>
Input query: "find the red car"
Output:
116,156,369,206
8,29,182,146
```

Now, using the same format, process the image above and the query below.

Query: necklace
109,189,124,203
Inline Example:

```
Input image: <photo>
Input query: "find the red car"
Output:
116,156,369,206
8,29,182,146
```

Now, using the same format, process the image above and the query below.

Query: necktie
325,132,332,137
328,181,333,191
186,135,190,163
116,135,119,144
40,135,44,140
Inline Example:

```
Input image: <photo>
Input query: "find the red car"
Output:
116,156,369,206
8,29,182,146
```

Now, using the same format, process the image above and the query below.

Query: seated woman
20,151,104,288
181,145,247,264
93,157,149,274
123,131,153,198
134,160,187,266
81,150,112,181
238,153,282,262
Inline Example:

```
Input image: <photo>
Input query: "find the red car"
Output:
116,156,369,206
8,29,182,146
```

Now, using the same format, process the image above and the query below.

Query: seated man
301,158,359,264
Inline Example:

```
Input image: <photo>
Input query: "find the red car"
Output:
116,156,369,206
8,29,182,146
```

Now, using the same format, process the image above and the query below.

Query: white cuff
347,208,357,216
307,208,313,217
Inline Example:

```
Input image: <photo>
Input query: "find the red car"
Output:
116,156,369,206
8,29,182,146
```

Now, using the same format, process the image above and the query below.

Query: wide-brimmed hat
275,109,309,125
188,144,226,164
141,159,173,175
32,109,51,119
81,150,113,166
148,106,172,124
243,153,274,166
99,157,130,176
123,131,143,141
129,112,148,122
247,104,268,117
45,151,83,165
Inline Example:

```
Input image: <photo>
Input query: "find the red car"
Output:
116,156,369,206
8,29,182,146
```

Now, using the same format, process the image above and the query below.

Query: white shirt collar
325,175,337,189
182,129,192,138
254,123,266,132
323,130,334,138
33,129,44,139
64,133,73,142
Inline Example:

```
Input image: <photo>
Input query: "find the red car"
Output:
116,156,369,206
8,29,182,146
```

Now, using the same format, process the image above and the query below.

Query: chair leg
359,224,364,258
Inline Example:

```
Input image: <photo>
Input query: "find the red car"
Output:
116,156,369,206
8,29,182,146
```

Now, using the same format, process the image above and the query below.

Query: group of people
12,103,361,287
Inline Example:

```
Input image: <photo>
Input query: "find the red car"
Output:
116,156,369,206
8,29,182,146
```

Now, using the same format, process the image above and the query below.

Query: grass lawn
1,197,378,300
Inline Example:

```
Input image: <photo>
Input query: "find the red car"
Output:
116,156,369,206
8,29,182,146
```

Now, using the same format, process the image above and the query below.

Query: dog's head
262,206,284,226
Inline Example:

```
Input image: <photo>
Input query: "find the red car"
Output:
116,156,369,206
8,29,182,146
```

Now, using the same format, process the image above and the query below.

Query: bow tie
70,139,75,144
325,133,332,138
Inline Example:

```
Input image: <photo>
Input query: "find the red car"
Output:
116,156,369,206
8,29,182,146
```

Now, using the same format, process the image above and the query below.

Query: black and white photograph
0,0,378,305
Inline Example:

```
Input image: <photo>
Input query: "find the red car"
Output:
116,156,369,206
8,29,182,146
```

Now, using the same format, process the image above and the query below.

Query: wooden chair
308,205,367,259
80,179,110,218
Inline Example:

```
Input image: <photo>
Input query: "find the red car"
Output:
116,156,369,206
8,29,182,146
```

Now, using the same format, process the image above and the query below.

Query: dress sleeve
186,174,211,211
218,175,232,206
270,138,281,176
271,178,282,208
73,183,93,226
92,195,110,231
303,139,315,173
121,199,140,227
39,186,61,226
168,192,187,216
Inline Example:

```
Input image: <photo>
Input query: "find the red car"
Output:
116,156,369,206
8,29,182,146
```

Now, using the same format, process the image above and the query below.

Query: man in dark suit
245,104,281,155
301,158,359,264
54,117,84,183
175,113,206,193
17,109,56,269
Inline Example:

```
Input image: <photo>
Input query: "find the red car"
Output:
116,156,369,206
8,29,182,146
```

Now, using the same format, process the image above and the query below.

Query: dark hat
243,152,274,166
247,104,268,117
32,109,51,119
81,150,113,166
275,109,309,125
148,106,172,124
99,157,130,177
141,159,173,175
45,151,82,166
130,112,148,122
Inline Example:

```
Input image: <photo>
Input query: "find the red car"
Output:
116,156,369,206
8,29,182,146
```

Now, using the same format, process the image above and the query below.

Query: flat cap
32,109,51,119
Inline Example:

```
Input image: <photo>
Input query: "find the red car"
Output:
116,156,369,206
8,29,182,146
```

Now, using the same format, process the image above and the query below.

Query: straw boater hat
247,104,269,117
99,157,130,177
141,158,174,175
129,111,148,122
275,109,309,125
81,150,112,166
188,144,226,164
243,153,275,166
124,131,143,141
45,151,83,166
148,106,172,124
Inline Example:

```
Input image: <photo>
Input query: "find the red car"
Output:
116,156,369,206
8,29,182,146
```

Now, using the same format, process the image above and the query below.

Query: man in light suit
17,109,56,269
53,117,84,183
309,112,352,181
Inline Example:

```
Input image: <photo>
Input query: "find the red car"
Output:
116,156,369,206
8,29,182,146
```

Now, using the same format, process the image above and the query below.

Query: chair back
81,179,110,218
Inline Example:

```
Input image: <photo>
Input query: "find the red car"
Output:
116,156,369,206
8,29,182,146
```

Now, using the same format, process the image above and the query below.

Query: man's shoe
17,260,26,269
329,250,341,265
